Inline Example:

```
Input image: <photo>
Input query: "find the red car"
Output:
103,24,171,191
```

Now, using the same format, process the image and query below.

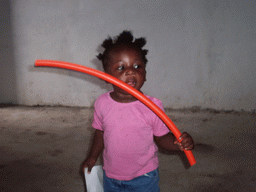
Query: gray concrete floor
0,106,255,192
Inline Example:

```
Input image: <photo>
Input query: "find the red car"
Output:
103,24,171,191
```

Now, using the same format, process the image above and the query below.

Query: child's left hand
174,132,194,151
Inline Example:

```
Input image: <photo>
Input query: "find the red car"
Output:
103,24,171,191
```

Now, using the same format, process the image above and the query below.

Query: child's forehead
109,44,142,55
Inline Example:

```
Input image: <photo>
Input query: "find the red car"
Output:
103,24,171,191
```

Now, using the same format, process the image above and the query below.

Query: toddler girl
83,31,194,192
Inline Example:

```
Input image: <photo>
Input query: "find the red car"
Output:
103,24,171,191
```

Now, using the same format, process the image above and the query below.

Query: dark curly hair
97,30,148,71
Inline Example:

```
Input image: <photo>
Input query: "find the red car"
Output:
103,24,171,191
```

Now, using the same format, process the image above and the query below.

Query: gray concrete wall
0,0,17,104
1,0,255,111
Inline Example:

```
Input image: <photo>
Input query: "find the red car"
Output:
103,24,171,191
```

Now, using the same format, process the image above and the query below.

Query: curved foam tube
35,60,196,166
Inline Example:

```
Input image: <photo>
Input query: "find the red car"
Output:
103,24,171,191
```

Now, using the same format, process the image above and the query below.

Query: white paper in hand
84,165,104,192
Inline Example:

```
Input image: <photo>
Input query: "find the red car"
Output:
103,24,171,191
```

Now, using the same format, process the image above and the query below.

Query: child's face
105,45,146,96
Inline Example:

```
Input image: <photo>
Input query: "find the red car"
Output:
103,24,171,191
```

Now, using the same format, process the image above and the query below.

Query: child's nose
125,67,135,75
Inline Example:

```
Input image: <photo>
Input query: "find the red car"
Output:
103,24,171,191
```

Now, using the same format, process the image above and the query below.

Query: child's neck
110,91,138,103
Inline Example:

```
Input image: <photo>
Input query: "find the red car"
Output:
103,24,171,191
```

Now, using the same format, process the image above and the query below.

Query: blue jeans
103,168,160,192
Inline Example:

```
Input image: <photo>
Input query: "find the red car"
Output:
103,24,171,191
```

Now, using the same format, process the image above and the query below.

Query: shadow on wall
0,0,17,104
30,44,112,107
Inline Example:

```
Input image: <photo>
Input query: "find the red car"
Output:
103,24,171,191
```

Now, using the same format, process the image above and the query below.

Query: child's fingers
182,142,194,150
178,133,194,150
178,143,193,151
174,141,184,150
82,164,88,173
175,133,194,151
87,168,91,174
83,165,92,174
181,139,194,150
83,162,92,173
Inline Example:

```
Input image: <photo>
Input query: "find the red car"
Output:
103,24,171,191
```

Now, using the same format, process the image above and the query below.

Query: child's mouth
126,80,136,87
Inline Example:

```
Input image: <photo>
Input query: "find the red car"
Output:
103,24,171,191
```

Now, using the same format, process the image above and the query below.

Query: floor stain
35,131,49,136
47,149,63,157
194,143,215,153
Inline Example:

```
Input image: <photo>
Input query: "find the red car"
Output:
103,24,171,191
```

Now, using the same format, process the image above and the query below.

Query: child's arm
83,129,104,173
154,132,194,151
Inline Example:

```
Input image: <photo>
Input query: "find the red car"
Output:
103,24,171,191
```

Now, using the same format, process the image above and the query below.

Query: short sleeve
151,98,170,137
92,99,104,131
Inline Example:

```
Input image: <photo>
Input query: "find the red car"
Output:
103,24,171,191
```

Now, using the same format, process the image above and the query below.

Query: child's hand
82,157,97,174
174,132,194,151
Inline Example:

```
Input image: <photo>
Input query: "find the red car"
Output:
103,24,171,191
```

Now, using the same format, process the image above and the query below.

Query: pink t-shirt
92,91,170,180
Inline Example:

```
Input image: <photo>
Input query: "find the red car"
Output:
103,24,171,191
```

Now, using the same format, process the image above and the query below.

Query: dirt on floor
0,105,255,192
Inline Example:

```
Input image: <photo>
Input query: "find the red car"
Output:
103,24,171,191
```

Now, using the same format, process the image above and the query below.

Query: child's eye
134,64,139,69
118,66,124,70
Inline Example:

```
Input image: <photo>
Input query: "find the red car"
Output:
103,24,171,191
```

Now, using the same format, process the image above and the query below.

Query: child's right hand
82,157,97,174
